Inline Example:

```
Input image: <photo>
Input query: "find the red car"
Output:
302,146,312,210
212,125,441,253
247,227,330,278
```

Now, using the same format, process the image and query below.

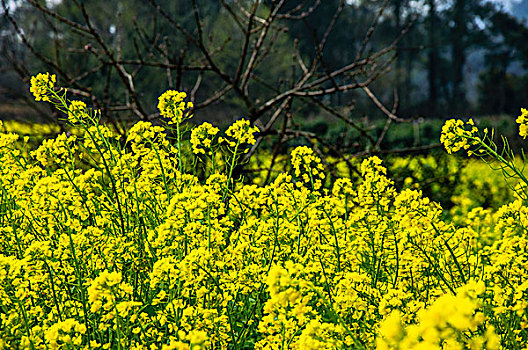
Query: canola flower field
0,73,527,349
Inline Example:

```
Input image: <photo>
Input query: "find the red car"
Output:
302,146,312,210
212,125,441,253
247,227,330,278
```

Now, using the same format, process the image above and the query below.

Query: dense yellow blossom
1,73,527,349
30,72,56,101
67,100,87,123
190,122,219,155
157,90,193,124
377,281,500,350
219,118,259,151
440,118,480,154
291,146,325,190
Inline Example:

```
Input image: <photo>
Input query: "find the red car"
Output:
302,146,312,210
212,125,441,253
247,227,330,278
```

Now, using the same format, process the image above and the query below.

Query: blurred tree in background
2,0,528,162
1,0,414,164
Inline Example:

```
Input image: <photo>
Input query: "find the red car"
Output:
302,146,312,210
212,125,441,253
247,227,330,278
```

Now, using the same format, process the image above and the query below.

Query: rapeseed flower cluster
219,118,259,151
290,146,325,190
30,72,56,101
440,119,479,154
0,73,528,349
516,108,528,139
377,281,500,349
157,90,193,125
190,123,219,155
68,100,88,124
441,112,528,200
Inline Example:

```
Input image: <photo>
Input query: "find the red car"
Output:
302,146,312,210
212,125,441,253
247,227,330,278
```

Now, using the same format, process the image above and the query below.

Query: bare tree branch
1,0,421,177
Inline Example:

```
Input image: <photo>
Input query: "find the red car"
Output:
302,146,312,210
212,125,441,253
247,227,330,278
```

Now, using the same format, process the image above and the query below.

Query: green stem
177,121,183,176
473,136,528,187
223,143,239,201
16,299,36,350
112,297,124,350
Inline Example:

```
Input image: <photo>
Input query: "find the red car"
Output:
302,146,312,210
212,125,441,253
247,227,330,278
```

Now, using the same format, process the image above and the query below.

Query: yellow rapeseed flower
516,108,528,139
440,119,479,154
7,75,528,349
219,118,259,150
30,72,56,101
290,146,325,190
157,90,193,124
190,122,219,155
67,100,87,123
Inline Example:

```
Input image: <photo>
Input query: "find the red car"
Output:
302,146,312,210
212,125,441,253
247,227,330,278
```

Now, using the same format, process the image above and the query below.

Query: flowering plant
0,74,526,349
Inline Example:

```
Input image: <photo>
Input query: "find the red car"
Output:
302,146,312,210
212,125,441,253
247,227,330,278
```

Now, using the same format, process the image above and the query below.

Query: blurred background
1,0,528,153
